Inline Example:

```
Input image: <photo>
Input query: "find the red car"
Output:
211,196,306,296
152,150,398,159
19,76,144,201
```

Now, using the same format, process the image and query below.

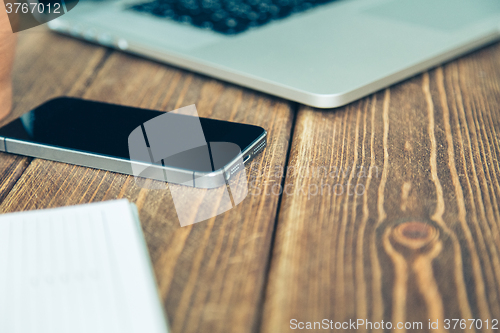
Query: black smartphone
0,97,267,188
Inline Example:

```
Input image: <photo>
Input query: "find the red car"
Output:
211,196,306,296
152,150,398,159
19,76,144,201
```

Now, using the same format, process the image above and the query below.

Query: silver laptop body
48,0,500,108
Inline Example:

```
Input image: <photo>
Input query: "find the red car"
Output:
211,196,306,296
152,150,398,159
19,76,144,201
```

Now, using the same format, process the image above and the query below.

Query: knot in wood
391,221,438,250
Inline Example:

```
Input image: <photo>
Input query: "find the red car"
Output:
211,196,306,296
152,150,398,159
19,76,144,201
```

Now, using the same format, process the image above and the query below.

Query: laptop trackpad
365,0,500,31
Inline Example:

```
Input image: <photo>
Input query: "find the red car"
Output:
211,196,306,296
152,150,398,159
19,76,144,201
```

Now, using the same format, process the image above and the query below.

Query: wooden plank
0,41,295,333
262,42,500,332
0,153,30,203
0,31,108,202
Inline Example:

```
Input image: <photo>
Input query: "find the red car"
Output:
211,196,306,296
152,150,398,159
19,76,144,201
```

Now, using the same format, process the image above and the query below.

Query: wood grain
0,153,30,203
262,42,500,332
2,33,295,333
8,29,110,123
0,29,109,204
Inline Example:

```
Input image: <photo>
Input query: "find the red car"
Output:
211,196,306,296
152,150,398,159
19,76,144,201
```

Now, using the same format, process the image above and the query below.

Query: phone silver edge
0,131,267,189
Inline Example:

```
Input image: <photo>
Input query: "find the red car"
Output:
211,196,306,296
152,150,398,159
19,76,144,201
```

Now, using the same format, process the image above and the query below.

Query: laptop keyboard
128,0,341,34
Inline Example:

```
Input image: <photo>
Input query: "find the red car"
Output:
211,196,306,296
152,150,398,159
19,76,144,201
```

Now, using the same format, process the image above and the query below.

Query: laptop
47,0,500,108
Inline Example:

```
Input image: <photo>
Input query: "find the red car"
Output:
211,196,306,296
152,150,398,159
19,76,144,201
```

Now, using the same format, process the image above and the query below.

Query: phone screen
0,98,266,172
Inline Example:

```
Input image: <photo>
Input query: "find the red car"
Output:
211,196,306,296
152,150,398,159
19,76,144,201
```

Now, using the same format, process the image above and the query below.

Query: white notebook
0,200,170,333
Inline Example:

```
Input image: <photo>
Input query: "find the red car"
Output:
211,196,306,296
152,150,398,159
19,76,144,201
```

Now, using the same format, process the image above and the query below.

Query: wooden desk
4,30,500,333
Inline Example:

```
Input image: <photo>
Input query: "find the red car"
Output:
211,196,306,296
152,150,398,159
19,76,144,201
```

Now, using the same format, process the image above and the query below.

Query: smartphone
0,98,267,188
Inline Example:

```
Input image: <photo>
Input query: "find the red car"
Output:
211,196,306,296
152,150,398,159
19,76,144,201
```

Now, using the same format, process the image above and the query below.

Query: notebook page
0,200,169,333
